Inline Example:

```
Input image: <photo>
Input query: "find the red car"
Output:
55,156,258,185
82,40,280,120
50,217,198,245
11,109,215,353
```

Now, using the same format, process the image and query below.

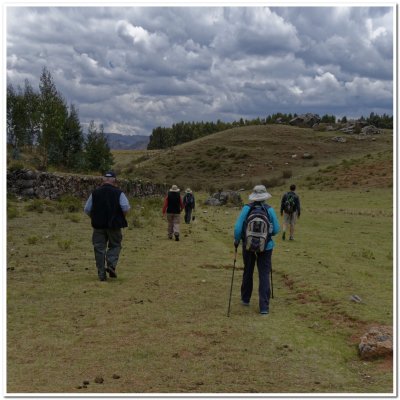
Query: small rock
83,380,89,385
94,376,104,384
350,294,362,303
112,374,120,379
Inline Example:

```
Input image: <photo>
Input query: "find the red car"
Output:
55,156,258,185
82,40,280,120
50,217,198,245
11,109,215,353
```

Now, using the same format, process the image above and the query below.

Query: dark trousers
184,206,193,224
92,228,122,279
241,247,272,312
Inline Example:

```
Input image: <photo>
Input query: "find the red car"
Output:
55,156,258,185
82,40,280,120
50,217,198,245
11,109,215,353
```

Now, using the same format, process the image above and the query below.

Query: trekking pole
271,265,274,299
227,247,238,317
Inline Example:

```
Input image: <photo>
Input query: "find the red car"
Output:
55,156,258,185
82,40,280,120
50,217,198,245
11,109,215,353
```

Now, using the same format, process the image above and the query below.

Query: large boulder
289,113,321,127
204,190,243,207
359,326,393,360
361,125,382,135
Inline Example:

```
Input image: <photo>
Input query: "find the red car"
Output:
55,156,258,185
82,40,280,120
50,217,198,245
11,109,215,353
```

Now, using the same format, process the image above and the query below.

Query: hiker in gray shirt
84,171,130,281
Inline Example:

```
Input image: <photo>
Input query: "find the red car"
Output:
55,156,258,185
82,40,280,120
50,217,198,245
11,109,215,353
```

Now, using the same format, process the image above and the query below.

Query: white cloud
6,6,394,135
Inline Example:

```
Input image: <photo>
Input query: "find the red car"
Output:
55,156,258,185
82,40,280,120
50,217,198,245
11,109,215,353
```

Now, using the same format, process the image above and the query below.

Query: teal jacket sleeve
266,207,280,250
234,205,251,242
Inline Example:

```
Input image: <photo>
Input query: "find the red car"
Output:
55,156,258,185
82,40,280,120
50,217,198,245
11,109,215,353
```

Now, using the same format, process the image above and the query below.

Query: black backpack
284,193,296,214
185,193,194,206
242,203,272,253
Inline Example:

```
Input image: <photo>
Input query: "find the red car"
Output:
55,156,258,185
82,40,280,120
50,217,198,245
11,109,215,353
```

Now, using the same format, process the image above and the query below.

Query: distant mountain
105,133,150,150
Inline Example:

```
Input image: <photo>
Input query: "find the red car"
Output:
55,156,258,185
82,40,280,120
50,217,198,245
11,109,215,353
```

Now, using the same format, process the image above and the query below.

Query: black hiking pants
184,206,193,224
241,247,272,312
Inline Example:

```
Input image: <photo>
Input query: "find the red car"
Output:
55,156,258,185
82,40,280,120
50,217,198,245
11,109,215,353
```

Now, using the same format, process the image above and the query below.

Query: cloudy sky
6,5,394,136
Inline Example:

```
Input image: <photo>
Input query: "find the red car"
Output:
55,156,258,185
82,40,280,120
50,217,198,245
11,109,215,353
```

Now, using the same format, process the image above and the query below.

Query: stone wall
7,169,168,200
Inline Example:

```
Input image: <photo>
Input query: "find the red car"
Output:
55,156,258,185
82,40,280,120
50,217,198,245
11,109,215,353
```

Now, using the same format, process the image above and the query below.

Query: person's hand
234,240,239,249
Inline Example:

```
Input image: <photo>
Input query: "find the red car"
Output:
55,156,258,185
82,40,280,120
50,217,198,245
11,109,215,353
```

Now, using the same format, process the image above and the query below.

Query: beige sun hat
248,185,272,202
185,188,192,193
169,184,180,192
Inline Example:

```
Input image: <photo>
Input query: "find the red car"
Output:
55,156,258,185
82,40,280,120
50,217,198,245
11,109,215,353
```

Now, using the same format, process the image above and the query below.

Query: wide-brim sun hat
248,185,272,202
170,184,180,192
185,188,192,193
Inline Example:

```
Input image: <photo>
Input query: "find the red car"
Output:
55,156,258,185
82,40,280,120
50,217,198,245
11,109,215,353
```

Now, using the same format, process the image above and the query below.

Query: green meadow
7,186,393,394
7,124,393,394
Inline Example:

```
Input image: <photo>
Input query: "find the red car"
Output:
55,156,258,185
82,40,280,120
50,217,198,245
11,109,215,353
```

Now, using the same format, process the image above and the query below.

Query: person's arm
179,196,184,211
84,194,93,216
119,192,131,216
280,194,286,215
234,205,250,244
162,196,168,215
268,207,280,236
296,195,301,217
193,196,195,210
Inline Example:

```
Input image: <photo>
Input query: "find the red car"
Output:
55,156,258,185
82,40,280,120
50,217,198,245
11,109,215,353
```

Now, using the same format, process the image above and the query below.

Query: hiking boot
260,308,269,315
282,232,286,240
241,300,250,306
175,235,180,241
289,236,294,241
106,267,117,278
99,276,107,282
168,235,173,240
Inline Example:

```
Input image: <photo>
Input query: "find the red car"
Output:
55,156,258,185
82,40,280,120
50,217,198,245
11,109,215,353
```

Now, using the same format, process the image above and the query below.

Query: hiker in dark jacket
84,171,130,281
182,188,195,224
234,185,280,315
280,184,301,241
162,184,184,241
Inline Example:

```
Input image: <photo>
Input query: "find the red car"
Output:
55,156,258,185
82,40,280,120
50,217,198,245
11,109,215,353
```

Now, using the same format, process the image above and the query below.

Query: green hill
113,124,392,192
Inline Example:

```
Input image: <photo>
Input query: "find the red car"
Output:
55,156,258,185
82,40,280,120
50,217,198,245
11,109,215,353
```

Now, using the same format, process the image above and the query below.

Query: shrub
234,153,247,160
7,205,18,219
282,170,292,179
261,177,282,188
58,239,72,250
25,199,45,213
27,235,39,245
68,214,80,223
58,195,82,213
8,162,25,172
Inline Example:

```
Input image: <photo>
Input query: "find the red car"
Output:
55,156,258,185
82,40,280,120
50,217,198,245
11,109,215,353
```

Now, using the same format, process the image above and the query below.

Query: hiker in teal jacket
234,185,280,315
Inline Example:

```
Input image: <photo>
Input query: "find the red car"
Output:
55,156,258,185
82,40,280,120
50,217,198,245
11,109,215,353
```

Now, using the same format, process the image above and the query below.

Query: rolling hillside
113,124,392,192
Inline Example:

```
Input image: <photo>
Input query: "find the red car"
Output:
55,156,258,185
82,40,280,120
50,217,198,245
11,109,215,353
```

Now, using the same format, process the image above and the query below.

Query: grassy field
7,184,393,394
6,124,394,394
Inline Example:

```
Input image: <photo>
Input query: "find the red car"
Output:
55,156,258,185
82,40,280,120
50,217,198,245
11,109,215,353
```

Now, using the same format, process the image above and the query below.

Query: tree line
7,67,113,173
147,111,392,150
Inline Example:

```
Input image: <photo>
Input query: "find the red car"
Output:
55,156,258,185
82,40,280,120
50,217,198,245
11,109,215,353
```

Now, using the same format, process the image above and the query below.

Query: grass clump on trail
7,184,393,394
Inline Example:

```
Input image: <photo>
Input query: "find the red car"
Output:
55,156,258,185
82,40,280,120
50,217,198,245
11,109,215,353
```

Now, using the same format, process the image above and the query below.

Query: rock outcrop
359,326,393,360
289,113,321,127
204,190,243,207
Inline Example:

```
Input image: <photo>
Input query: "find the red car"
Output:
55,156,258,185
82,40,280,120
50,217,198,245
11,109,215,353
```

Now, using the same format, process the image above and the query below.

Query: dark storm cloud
6,6,394,135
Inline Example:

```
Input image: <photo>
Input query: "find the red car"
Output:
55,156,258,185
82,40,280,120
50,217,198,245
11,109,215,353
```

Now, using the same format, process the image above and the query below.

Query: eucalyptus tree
84,120,114,173
62,104,84,169
38,67,68,168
